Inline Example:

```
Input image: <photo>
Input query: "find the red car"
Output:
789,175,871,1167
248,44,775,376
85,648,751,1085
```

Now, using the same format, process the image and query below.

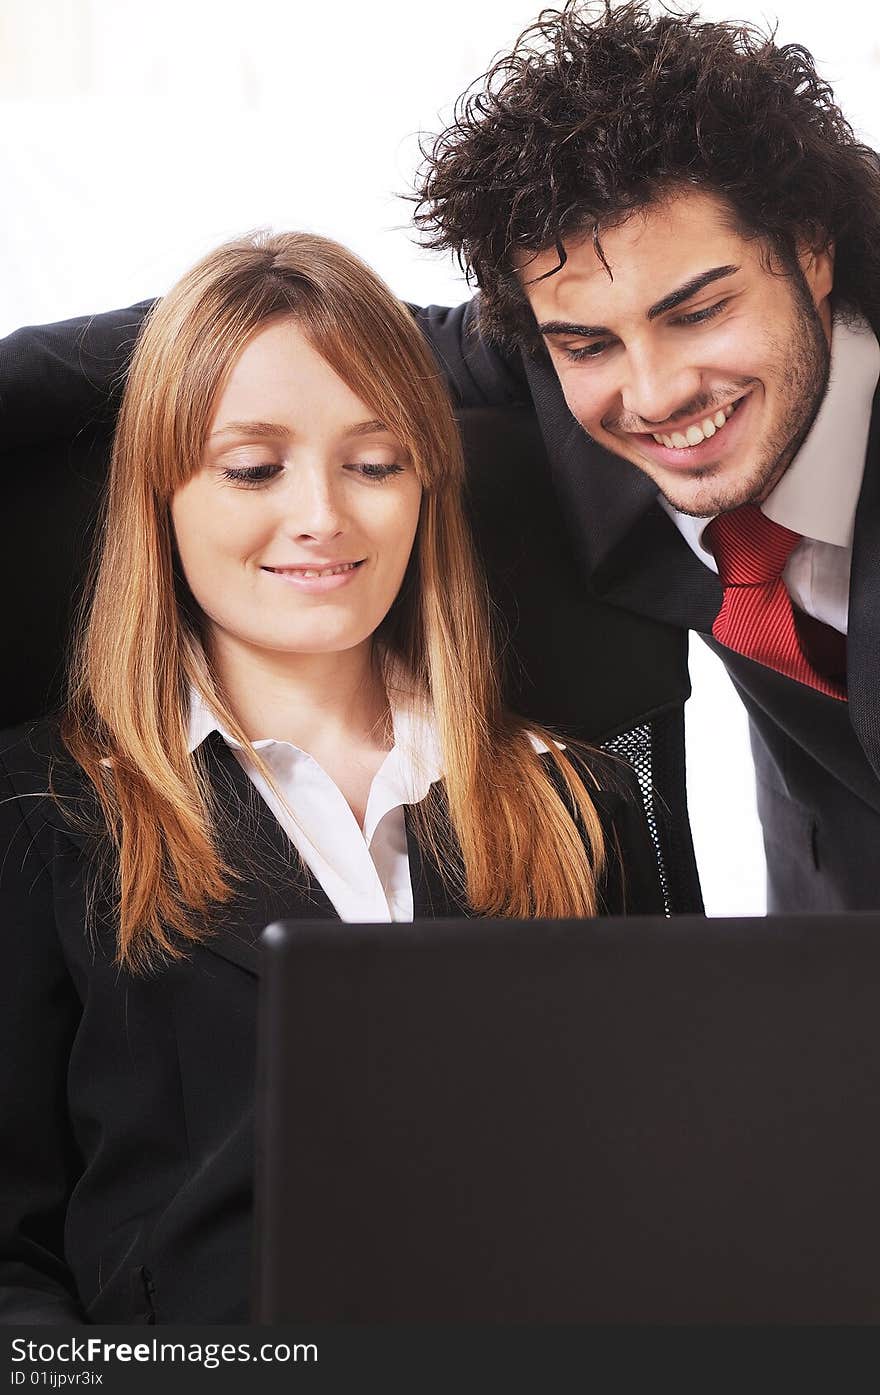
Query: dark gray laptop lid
254,913,880,1323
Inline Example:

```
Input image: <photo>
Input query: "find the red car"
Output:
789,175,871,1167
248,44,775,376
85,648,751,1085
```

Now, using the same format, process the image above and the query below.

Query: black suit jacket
0,718,663,1325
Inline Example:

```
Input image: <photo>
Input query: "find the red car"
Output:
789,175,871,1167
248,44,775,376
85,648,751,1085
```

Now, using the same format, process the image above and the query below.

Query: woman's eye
221,464,281,486
350,462,405,480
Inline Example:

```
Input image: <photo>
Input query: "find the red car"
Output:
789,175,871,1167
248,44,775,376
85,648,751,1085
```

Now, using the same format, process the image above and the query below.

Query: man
2,2,877,912
409,0,880,911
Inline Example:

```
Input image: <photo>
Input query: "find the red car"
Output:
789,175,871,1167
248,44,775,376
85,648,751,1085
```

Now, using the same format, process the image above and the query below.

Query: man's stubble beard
656,280,831,519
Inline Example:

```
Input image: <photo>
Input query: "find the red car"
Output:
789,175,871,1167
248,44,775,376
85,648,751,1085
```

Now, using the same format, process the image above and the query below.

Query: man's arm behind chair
0,301,155,450
0,294,528,451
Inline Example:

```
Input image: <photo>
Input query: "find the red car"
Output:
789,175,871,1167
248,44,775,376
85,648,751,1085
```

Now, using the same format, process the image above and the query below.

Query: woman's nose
282,465,345,542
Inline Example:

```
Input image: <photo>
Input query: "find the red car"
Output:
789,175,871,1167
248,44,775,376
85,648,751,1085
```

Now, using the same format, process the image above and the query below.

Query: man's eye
221,464,281,486
675,299,728,326
350,462,405,480
562,341,609,362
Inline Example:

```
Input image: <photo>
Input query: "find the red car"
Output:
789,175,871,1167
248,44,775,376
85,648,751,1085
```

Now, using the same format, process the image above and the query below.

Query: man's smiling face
518,188,834,517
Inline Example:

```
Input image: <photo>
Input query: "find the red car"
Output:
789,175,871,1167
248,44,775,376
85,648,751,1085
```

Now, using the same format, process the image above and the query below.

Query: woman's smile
260,558,367,591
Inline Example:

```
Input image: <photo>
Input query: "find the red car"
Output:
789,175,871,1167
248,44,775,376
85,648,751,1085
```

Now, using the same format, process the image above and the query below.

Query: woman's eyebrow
344,419,391,438
210,420,289,440
209,418,394,443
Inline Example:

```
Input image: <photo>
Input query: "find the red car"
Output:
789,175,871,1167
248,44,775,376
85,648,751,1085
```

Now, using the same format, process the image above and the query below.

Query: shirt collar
187,675,552,808
661,311,880,557
186,681,443,845
187,685,248,754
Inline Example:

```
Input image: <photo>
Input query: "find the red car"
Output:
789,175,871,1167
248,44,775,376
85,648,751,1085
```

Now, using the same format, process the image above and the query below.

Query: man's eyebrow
646,264,740,320
537,265,741,340
538,319,612,339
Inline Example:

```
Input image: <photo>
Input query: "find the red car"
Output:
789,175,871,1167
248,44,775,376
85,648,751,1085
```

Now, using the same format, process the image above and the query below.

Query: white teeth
276,562,357,578
654,399,740,450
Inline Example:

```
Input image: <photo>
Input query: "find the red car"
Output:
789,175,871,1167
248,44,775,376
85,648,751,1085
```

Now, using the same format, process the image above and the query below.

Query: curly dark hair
413,0,880,350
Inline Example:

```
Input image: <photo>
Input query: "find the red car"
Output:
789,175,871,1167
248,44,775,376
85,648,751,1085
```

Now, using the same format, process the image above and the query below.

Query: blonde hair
62,231,606,972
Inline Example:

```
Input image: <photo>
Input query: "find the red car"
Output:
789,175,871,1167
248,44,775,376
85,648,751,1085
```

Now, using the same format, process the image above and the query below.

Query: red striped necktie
704,504,846,701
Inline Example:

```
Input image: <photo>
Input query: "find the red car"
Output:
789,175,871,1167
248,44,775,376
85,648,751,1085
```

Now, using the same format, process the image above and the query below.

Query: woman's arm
0,302,154,453
0,751,87,1323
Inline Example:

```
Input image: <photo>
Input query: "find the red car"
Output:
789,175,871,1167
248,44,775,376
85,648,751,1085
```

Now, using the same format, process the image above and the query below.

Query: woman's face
171,317,423,664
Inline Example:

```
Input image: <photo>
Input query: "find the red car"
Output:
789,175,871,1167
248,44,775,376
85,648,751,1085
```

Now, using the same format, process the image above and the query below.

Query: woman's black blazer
0,718,664,1325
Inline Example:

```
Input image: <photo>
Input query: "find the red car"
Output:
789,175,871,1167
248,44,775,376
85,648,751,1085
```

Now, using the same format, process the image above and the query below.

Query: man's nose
619,343,702,428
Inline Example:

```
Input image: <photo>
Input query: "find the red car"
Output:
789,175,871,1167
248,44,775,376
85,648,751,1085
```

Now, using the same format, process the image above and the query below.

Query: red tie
704,505,846,701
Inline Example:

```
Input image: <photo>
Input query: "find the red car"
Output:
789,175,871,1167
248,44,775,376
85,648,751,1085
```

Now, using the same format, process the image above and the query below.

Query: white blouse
188,687,552,923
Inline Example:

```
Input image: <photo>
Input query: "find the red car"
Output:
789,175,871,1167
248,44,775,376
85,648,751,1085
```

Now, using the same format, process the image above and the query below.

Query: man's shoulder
0,299,156,451
413,297,530,409
1,298,155,366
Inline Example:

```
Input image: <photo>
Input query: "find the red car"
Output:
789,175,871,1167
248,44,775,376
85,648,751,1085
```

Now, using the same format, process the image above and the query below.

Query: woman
0,232,663,1324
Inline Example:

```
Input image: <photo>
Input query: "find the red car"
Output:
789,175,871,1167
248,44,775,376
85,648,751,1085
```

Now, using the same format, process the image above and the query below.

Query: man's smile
625,393,752,472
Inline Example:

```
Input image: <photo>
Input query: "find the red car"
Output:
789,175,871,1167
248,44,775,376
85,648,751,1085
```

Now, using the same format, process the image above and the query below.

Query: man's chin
648,463,768,518
659,489,734,518
632,431,800,518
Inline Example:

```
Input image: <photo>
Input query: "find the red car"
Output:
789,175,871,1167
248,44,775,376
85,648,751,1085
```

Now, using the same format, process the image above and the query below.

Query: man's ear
796,235,835,306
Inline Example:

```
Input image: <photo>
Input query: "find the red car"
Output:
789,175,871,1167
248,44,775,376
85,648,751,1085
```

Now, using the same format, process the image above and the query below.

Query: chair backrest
3,424,111,728
2,404,701,910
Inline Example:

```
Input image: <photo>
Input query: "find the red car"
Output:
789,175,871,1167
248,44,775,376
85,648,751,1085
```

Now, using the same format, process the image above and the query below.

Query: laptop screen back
254,914,880,1323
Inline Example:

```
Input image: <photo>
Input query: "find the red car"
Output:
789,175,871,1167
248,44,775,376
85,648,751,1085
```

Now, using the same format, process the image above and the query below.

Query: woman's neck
207,632,391,757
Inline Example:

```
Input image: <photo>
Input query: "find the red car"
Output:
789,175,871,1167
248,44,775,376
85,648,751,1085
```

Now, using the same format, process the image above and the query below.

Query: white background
3,0,878,914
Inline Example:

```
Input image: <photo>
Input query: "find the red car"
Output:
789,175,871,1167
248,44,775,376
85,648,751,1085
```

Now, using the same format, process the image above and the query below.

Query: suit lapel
195,733,338,976
205,753,472,965
46,732,337,978
522,350,655,573
847,389,880,782
521,351,721,631
404,800,470,920
51,733,469,977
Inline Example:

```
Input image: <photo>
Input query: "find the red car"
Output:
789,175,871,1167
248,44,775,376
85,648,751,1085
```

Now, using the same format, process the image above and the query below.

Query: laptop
254,913,880,1323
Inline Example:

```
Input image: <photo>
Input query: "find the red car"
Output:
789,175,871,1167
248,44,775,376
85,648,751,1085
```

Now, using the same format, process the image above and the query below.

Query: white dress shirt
188,684,550,923
659,313,880,634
